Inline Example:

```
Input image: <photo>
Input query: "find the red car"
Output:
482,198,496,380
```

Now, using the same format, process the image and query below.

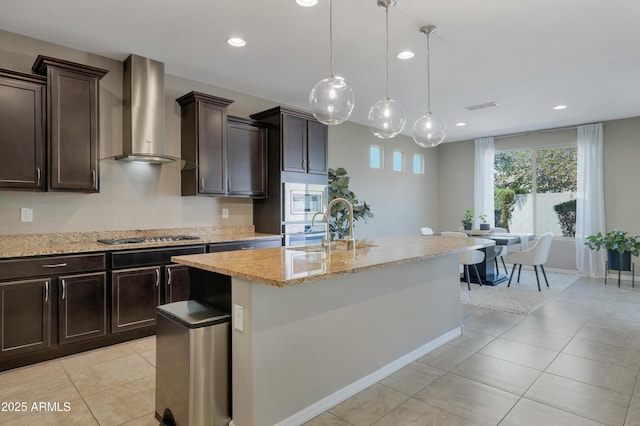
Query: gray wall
0,30,441,238
327,122,439,240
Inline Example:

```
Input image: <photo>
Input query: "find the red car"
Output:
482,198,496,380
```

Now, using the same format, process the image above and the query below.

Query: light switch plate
20,207,33,223
222,208,229,219
233,304,244,332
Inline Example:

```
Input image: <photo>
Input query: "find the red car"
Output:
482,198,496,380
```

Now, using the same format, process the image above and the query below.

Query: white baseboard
274,326,463,426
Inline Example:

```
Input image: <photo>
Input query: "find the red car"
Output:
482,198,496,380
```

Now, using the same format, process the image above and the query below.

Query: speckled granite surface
0,226,280,259
172,235,495,287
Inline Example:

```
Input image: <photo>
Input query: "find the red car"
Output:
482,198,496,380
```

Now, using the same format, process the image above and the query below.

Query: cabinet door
111,266,160,333
47,66,100,192
59,272,106,345
198,101,227,195
0,278,51,357
165,264,190,303
307,119,328,175
227,121,267,197
0,72,45,191
282,114,307,173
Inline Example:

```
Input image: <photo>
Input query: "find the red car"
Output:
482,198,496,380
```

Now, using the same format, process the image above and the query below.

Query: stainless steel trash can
155,300,231,426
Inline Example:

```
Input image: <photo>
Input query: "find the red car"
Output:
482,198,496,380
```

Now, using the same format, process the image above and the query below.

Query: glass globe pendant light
367,0,406,139
412,24,447,147
309,0,354,125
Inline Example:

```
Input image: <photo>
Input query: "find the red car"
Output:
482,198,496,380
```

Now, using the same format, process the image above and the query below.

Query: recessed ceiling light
456,122,467,127
397,51,414,60
296,0,318,6
553,105,568,110
227,37,246,47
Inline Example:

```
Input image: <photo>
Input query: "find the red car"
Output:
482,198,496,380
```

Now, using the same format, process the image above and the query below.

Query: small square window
370,145,384,169
413,154,424,174
393,151,405,172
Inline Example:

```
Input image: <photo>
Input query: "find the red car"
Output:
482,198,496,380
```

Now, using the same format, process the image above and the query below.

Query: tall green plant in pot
585,230,640,271
328,167,373,240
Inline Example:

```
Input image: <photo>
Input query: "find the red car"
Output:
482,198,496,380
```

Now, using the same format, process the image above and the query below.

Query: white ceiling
2,0,639,143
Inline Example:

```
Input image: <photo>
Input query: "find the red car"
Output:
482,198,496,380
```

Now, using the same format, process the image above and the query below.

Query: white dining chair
506,232,553,291
491,227,509,276
420,227,434,236
441,231,485,290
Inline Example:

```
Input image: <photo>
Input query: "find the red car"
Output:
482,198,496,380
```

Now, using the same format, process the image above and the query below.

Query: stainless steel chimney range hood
116,54,177,164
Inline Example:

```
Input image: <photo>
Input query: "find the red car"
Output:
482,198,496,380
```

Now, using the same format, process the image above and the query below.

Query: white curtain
576,123,606,277
474,137,495,228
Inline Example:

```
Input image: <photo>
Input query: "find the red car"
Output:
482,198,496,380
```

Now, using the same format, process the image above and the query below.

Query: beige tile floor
1,276,640,425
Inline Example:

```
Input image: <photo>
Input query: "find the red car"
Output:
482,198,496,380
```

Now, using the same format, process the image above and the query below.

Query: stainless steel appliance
96,235,200,245
283,223,326,247
281,182,328,246
283,182,327,223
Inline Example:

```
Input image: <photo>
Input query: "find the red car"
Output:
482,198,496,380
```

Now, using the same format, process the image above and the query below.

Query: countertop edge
172,237,495,288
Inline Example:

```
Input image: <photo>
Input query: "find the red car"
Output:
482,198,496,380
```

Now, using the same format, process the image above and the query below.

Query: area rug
459,269,579,315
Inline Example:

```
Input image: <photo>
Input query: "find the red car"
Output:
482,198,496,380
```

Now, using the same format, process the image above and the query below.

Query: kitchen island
172,235,493,426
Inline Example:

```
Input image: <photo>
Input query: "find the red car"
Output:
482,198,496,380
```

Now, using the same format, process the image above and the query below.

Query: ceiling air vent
464,101,499,111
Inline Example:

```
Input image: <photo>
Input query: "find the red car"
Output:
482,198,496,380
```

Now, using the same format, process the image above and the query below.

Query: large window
494,146,577,236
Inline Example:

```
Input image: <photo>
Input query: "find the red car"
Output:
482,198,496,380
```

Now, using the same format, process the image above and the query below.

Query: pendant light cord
329,0,334,77
385,4,389,100
426,31,432,114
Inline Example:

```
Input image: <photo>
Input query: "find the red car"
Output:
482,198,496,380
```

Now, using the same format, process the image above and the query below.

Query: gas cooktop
97,235,201,245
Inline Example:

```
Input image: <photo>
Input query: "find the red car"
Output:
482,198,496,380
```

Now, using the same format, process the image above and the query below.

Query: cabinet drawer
208,238,280,252
0,253,106,281
111,245,206,269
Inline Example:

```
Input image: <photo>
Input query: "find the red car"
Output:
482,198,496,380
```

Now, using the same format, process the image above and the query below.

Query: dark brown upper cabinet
251,106,328,177
0,69,46,191
32,55,108,192
178,92,268,198
227,116,268,198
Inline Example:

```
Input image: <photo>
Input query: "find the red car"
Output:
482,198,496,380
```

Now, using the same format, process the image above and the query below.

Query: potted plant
585,229,640,271
328,167,374,240
461,209,473,230
479,213,490,231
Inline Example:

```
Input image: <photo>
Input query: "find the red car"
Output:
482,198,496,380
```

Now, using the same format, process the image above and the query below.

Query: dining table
462,231,536,286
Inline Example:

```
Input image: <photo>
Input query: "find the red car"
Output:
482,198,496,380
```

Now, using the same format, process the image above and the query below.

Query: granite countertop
0,226,280,259
172,235,495,288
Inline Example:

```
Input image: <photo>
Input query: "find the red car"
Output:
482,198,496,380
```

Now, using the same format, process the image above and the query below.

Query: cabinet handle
155,268,160,287
227,179,231,190
91,169,96,186
308,160,312,169
167,267,172,286
42,263,67,268
44,281,49,303
200,178,205,191
61,280,66,300
36,167,41,186
302,160,306,168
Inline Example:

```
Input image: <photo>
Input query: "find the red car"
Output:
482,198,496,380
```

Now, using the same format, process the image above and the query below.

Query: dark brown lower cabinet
111,266,160,333
58,272,106,345
164,264,190,303
0,278,51,357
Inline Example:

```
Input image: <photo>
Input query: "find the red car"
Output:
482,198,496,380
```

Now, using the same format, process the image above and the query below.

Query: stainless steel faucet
311,197,355,248
311,211,330,246
326,197,355,248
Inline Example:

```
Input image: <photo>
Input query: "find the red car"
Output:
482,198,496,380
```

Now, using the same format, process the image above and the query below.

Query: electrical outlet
20,208,33,223
222,208,229,219
233,304,244,332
